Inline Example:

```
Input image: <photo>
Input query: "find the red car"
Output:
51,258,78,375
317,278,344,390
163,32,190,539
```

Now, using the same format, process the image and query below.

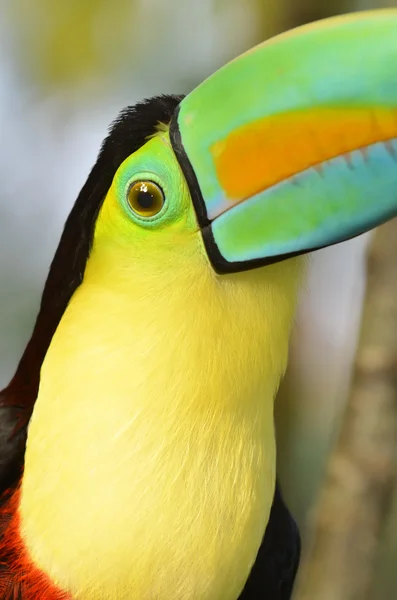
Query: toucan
0,9,396,600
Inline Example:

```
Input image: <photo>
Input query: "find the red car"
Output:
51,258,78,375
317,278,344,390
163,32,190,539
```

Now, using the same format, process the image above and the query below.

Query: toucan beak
170,10,397,274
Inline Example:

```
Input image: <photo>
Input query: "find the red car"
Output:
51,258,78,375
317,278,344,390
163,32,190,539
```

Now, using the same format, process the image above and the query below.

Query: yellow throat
19,134,303,600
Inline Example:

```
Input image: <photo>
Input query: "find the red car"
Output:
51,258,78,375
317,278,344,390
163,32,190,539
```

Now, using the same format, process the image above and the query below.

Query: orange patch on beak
211,107,397,201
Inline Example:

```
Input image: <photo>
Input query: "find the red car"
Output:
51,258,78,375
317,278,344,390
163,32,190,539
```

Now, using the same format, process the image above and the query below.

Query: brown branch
293,220,397,600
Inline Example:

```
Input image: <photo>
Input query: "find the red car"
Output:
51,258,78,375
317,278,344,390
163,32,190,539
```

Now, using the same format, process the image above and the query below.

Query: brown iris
127,181,165,217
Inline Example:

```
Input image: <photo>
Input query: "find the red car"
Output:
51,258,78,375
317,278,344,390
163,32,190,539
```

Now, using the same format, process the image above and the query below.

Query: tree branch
293,220,397,600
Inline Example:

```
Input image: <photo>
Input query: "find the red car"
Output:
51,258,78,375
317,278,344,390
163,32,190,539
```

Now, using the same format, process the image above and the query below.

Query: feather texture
0,95,300,599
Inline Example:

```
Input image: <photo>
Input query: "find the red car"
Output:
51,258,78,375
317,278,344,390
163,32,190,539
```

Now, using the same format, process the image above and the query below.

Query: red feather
0,484,70,600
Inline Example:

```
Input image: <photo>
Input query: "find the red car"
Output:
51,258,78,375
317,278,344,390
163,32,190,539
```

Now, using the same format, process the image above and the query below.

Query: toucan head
91,10,397,286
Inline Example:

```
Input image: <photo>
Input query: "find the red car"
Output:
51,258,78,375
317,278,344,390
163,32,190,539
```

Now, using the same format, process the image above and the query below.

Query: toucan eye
127,181,165,218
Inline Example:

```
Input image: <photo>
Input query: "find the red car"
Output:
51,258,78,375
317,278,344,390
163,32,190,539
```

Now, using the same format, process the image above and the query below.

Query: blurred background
0,0,396,597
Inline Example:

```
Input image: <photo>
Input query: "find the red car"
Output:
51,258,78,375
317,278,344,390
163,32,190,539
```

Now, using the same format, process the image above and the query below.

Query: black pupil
137,188,155,210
